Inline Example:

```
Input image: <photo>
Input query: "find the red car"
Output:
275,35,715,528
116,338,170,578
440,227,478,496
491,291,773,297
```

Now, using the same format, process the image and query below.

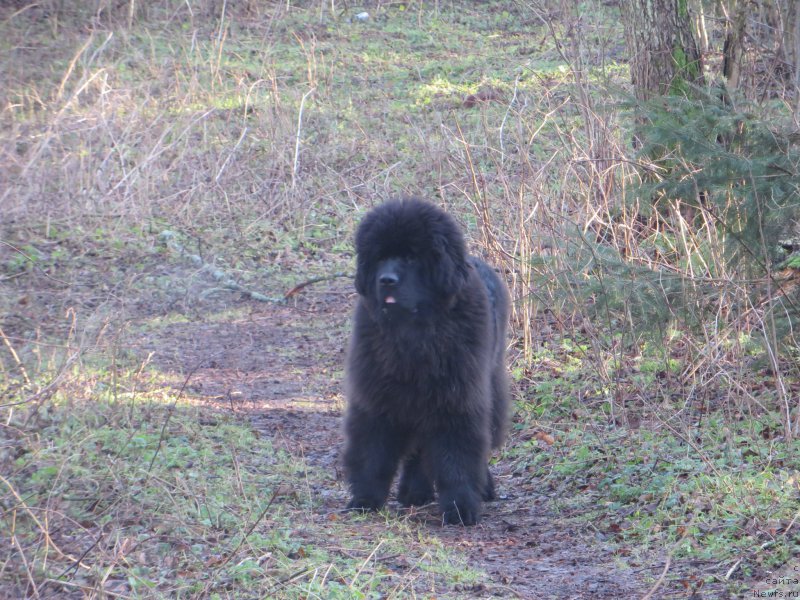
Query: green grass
1,371,482,598
509,335,800,593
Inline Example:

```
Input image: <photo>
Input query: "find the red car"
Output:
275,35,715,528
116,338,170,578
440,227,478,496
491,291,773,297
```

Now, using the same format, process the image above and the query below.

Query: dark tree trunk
776,0,800,116
722,0,748,93
620,0,705,100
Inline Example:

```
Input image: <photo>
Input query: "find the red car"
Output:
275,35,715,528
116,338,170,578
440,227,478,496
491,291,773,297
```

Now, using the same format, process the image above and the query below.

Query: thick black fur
344,199,510,525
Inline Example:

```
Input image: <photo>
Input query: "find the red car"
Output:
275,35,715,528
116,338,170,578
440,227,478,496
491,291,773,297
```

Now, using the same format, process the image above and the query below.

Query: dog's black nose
379,272,399,286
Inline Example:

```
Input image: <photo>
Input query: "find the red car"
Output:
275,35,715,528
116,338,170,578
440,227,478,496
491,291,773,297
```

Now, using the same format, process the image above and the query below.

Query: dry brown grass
3,0,797,425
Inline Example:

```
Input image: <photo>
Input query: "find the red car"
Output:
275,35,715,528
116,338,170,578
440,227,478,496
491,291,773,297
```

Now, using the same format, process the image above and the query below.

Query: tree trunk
722,0,748,93
620,0,705,100
778,0,800,117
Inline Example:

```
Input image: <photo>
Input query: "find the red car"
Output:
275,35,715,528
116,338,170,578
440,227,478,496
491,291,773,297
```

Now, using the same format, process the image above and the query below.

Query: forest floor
1,241,653,597
132,268,644,598
1,238,766,598
2,1,797,598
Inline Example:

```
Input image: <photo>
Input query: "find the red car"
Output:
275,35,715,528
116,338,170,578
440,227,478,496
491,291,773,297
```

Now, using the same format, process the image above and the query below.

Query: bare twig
292,87,316,189
284,272,351,298
0,474,88,568
216,487,282,569
640,554,671,600
350,540,384,588
12,525,41,599
0,326,30,385
42,579,133,599
145,353,224,476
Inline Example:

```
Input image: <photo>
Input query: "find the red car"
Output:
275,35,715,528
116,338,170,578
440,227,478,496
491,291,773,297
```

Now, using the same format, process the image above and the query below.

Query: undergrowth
512,335,800,594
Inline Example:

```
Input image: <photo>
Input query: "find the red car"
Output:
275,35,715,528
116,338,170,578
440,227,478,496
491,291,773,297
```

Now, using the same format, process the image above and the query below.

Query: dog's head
354,199,469,319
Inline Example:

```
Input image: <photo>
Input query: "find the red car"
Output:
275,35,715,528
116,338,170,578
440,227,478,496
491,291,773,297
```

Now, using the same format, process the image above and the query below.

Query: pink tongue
384,296,396,304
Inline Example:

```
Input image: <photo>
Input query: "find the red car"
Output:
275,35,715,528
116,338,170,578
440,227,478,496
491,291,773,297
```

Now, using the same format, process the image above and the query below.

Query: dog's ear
354,216,376,297
430,232,469,296
354,253,370,296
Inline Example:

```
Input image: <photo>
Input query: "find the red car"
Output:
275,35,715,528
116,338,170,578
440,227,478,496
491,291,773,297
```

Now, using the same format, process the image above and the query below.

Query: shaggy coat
344,199,510,525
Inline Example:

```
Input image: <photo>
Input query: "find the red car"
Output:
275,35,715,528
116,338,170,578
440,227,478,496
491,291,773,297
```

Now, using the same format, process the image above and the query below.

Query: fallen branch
158,230,284,303
284,272,352,298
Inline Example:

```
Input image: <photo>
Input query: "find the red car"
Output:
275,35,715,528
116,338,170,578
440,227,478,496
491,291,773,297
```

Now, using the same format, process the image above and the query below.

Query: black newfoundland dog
344,198,510,525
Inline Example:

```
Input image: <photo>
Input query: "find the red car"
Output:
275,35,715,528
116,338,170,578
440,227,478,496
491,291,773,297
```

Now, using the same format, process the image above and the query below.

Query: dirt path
129,276,647,598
